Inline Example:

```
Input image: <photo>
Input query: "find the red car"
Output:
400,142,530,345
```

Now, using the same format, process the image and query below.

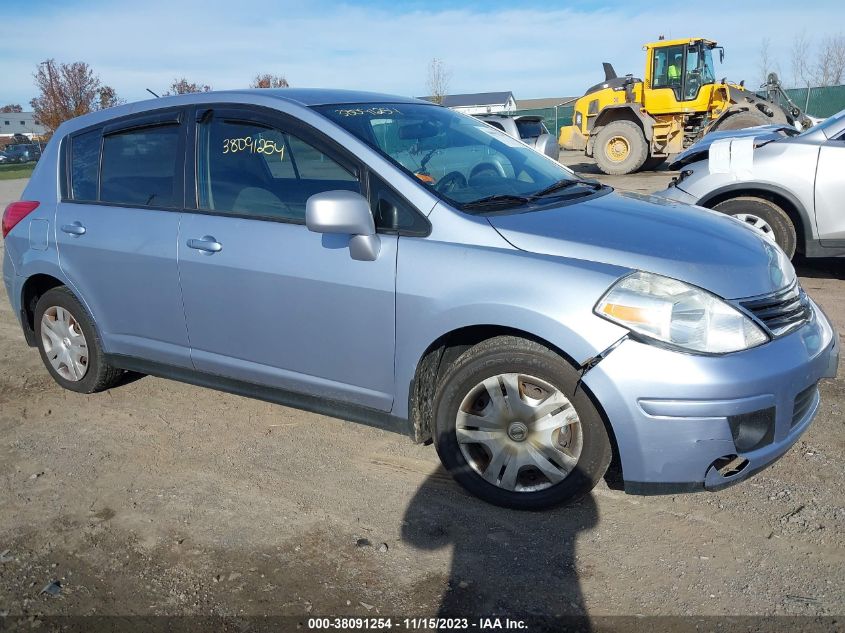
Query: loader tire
594,121,649,175
714,111,770,131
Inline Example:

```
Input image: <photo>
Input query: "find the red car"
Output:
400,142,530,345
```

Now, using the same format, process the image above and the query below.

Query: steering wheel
686,71,701,98
436,171,467,194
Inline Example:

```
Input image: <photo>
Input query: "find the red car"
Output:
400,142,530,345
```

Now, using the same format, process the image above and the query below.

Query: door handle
61,222,86,237
187,235,223,254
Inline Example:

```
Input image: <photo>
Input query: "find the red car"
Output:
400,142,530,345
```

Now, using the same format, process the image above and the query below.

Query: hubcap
507,421,529,442
606,136,630,162
41,306,89,381
456,373,583,493
733,213,777,244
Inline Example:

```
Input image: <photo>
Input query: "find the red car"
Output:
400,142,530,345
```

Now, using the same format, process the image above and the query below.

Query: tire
432,336,612,510
713,197,797,258
34,286,124,393
713,111,770,131
593,120,649,175
640,156,667,172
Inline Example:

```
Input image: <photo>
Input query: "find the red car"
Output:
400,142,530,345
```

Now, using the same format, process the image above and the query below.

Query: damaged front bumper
582,298,839,494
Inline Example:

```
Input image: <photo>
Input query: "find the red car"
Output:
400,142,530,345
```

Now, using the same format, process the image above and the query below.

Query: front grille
739,282,811,337
792,384,818,428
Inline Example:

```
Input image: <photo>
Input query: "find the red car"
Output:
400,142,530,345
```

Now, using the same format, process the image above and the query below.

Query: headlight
595,271,768,354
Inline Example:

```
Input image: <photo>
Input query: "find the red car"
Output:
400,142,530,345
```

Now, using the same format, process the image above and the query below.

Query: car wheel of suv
35,287,124,394
713,196,797,258
433,336,612,510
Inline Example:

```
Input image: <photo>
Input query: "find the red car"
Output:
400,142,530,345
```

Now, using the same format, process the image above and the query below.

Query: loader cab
645,38,719,112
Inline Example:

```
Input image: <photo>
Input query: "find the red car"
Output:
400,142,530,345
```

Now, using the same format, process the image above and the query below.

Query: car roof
55,89,432,137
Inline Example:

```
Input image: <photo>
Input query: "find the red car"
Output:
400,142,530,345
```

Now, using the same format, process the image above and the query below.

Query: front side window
652,45,685,98
315,103,586,212
197,116,359,222
100,124,180,207
70,129,101,201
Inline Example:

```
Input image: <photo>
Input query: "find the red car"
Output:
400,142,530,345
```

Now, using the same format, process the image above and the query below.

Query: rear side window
100,125,180,207
515,119,546,140
70,129,101,201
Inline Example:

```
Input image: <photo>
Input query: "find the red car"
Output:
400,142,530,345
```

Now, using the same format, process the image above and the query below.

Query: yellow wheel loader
560,38,813,175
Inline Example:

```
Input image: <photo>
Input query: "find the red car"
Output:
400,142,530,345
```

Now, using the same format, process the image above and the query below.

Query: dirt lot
0,162,843,629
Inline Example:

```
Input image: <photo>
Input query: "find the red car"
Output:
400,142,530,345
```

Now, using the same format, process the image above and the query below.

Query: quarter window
70,129,101,201
100,124,181,207
197,117,359,222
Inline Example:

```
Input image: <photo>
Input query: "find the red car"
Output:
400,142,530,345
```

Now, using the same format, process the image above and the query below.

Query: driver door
177,107,398,411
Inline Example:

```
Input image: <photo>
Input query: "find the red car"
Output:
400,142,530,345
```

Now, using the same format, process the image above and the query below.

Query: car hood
669,124,796,169
486,191,794,300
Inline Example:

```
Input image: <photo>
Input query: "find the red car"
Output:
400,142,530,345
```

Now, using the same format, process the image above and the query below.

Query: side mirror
305,190,381,261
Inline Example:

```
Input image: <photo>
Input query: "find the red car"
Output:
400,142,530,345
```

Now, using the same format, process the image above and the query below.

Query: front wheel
433,336,612,510
593,120,649,175
713,196,797,258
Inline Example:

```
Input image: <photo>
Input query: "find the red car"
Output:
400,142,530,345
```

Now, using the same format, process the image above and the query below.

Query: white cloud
1,0,839,105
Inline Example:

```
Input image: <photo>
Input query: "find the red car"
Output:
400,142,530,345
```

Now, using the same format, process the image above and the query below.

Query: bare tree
1,104,23,113
815,33,845,86
97,86,123,110
164,78,212,95
757,37,780,87
426,58,451,104
790,31,813,88
250,73,289,88
30,59,115,134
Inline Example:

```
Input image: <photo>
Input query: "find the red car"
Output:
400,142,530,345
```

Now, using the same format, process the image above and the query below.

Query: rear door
177,106,398,410
56,109,191,367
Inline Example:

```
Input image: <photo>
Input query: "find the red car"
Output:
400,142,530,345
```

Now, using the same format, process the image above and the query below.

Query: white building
424,92,517,115
1,112,47,140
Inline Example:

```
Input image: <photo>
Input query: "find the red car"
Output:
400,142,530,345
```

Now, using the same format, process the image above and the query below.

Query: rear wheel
35,287,124,393
433,336,611,510
713,196,797,257
593,120,649,175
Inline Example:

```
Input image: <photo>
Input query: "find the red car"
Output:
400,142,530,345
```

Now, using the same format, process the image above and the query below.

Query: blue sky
1,0,841,107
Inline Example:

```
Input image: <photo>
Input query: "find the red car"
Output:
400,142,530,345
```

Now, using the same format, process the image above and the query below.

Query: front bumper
582,298,839,494
654,184,698,205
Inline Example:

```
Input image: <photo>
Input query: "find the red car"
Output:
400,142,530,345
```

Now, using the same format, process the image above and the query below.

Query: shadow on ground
402,471,598,626
794,255,845,280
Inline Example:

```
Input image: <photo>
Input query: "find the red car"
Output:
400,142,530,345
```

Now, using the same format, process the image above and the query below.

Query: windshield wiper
462,194,532,210
530,178,603,199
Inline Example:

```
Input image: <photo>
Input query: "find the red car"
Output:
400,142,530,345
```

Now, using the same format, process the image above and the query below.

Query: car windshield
314,103,586,210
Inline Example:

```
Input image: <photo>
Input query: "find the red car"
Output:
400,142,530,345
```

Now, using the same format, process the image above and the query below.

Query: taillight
2,201,40,238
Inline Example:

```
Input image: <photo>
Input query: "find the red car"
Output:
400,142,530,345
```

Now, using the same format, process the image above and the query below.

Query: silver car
658,109,845,259
2,90,838,510
476,114,559,159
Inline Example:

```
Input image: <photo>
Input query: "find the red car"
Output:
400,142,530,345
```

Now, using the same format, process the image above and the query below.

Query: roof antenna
146,88,160,98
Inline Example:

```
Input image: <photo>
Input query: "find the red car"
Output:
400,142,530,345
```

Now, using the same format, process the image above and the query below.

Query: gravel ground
0,165,843,627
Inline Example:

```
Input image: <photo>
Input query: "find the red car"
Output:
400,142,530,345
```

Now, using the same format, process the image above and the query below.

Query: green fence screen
510,105,575,136
784,85,845,118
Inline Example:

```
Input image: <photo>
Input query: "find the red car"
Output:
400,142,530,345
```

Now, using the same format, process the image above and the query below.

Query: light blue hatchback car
2,89,839,509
